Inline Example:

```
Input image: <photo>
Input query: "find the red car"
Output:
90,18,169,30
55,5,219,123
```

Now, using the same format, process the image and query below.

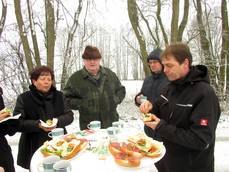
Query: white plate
40,118,58,128
105,141,166,171
105,156,154,171
0,114,21,123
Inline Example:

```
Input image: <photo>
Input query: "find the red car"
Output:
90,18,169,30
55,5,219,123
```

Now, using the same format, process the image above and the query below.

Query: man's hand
139,100,153,114
144,114,160,130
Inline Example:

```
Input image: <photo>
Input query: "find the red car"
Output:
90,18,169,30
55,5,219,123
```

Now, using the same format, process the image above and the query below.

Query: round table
30,127,165,172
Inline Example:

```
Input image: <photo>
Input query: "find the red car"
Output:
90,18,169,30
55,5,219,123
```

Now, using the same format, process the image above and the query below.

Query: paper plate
40,118,58,128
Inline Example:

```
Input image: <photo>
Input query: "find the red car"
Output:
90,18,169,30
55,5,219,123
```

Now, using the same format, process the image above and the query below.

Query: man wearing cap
134,48,169,172
135,48,168,106
64,45,126,130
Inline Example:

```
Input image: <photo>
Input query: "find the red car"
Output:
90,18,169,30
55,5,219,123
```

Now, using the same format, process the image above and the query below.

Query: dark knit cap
147,48,162,62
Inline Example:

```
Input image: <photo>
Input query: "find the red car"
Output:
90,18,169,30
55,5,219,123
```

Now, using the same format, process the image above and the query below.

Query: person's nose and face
162,55,189,81
83,58,101,76
148,60,162,73
33,73,53,93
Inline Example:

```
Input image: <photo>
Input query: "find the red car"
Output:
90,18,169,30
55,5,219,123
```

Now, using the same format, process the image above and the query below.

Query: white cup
87,121,101,131
140,95,147,104
48,128,64,139
107,127,119,142
53,160,71,172
112,121,124,129
42,155,60,172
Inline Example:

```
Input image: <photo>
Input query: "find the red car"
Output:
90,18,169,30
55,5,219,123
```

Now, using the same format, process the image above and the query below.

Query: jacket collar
82,66,107,79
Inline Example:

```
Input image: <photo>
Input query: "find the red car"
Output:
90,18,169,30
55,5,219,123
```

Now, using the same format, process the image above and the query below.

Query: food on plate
114,152,141,167
108,142,122,156
108,142,142,167
142,113,154,122
120,142,144,158
46,119,53,126
128,133,162,158
64,133,77,142
40,134,87,159
108,134,163,168
40,118,58,128
0,107,12,117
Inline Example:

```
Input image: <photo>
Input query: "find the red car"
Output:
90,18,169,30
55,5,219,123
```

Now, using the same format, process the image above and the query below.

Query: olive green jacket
63,67,126,129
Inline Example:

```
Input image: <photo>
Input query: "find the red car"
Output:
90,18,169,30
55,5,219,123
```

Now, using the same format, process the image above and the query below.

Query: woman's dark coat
13,85,74,169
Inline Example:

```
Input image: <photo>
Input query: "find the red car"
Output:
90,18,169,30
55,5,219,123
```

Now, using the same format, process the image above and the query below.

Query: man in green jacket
63,45,126,130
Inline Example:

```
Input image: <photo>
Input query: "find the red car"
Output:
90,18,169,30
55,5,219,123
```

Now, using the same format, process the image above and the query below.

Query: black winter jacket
0,94,17,172
144,65,221,172
135,72,168,106
13,85,74,169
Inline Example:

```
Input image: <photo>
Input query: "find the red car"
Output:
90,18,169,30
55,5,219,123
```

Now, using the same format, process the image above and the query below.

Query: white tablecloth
30,127,164,172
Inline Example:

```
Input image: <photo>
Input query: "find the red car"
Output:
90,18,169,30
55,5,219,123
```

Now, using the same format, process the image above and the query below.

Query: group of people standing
0,42,220,172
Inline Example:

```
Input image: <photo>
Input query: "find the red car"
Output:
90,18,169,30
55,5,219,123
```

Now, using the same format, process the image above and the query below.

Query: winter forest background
0,0,229,113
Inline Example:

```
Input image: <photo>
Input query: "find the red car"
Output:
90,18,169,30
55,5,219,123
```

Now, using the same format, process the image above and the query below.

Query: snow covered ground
6,80,229,172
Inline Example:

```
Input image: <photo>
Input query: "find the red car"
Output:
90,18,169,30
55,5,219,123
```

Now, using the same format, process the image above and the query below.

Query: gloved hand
0,119,20,136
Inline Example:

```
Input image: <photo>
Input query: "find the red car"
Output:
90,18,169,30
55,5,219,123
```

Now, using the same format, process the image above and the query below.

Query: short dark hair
161,43,192,66
82,45,101,60
30,66,54,82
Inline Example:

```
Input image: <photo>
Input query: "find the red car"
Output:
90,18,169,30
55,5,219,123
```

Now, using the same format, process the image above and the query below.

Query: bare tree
14,0,34,72
156,0,168,45
0,0,7,37
60,0,83,89
45,0,55,69
127,0,150,76
170,0,189,42
27,0,41,66
193,0,217,87
220,0,229,95
177,0,189,41
170,0,179,42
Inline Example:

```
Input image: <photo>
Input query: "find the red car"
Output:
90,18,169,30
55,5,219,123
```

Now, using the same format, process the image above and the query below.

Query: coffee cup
42,155,60,172
107,127,119,142
107,127,119,136
140,95,147,104
112,121,124,129
48,128,64,139
87,121,101,131
53,160,71,172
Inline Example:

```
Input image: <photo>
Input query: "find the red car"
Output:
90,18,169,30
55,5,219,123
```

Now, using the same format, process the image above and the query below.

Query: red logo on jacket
200,119,208,126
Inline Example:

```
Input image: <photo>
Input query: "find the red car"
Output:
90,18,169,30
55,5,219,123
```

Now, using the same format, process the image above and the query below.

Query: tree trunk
177,0,189,41
27,0,41,66
60,0,83,90
0,0,7,38
156,0,168,45
127,0,150,76
220,0,229,99
171,0,179,42
14,0,34,72
195,0,217,87
45,0,55,69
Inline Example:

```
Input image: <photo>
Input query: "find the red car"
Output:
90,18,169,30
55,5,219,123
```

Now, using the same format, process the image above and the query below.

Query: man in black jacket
140,43,220,172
